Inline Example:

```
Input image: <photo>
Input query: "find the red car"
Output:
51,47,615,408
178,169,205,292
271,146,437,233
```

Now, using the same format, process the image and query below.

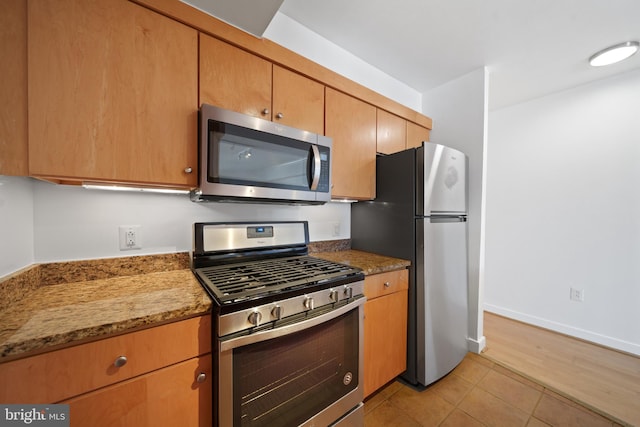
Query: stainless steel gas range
191,221,365,427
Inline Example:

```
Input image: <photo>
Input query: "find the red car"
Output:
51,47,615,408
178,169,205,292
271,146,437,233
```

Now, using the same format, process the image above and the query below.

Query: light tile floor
364,353,621,427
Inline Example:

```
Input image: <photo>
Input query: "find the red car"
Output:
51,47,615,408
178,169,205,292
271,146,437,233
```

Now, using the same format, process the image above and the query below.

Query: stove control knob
271,305,283,320
303,296,315,311
248,310,262,327
329,289,339,303
344,286,353,300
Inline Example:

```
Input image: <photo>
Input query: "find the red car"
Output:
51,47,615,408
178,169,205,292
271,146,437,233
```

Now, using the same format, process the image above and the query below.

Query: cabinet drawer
0,315,211,404
65,354,212,427
364,269,408,300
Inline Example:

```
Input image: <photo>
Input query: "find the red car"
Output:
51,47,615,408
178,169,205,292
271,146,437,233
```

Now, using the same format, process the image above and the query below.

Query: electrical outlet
332,222,340,237
570,287,584,302
119,226,141,250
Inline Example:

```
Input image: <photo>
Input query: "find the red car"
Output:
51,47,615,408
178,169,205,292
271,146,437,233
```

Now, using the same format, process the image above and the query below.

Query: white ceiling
180,0,284,37
189,0,640,110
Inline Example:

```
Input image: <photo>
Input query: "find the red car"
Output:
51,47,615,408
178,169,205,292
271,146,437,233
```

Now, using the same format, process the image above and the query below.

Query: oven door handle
220,297,365,351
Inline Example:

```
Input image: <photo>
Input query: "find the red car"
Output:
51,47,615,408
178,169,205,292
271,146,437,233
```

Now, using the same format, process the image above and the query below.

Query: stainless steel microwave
190,104,332,205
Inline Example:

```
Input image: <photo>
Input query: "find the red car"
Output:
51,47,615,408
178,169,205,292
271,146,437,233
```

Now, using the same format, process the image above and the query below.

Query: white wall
485,69,640,356
422,68,489,353
264,12,422,111
27,179,350,263
0,176,351,273
0,176,34,276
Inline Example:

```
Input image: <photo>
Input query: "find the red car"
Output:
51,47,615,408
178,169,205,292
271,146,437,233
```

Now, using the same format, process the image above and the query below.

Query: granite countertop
311,249,410,275
0,253,211,362
0,244,408,363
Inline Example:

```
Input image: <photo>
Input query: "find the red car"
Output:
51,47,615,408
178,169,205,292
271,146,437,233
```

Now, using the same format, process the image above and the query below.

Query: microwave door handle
310,145,321,190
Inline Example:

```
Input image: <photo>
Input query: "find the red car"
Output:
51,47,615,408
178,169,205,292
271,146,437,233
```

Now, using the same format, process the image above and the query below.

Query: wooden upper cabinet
27,0,198,188
325,88,377,200
377,109,406,155
406,121,431,149
272,65,324,135
200,36,324,134
0,0,28,176
199,33,272,120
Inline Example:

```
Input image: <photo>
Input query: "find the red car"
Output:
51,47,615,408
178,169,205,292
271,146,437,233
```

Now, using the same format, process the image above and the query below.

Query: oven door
218,298,364,427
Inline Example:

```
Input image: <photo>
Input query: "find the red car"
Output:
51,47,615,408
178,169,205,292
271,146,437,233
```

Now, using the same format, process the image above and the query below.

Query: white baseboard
484,304,640,357
467,335,486,354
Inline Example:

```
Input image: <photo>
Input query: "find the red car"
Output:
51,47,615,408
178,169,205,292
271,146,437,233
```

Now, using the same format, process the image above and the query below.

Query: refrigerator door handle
429,216,467,223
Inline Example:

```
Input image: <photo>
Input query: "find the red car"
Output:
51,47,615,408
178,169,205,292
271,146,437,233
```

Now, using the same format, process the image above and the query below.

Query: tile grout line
461,356,542,427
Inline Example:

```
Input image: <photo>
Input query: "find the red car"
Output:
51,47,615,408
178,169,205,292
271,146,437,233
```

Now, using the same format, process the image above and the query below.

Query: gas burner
195,256,361,305
191,222,364,315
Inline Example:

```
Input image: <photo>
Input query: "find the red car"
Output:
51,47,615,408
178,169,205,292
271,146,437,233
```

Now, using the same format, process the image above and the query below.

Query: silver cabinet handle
184,167,193,174
262,108,270,116
196,373,207,383
384,282,391,288
113,356,128,368
275,112,284,119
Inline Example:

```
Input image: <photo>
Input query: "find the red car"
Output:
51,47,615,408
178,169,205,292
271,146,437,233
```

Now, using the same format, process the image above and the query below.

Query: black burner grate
194,256,360,304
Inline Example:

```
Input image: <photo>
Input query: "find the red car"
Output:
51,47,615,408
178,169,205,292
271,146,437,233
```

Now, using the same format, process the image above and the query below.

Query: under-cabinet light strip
82,183,189,195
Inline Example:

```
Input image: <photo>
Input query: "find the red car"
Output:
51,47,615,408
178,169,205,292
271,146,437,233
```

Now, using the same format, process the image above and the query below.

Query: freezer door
416,216,469,386
417,143,467,216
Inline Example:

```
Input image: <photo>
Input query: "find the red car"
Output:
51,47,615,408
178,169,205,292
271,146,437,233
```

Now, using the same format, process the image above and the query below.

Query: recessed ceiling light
589,41,639,67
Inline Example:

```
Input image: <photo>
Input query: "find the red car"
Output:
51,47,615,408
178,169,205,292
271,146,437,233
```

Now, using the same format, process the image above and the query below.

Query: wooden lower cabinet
0,316,211,404
0,316,212,426
363,269,409,398
65,354,212,427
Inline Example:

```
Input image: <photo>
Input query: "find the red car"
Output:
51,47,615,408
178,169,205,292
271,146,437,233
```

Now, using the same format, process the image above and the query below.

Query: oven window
233,309,359,427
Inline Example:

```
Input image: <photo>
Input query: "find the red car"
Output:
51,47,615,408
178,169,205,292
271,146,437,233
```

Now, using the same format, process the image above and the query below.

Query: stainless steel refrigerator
351,142,469,387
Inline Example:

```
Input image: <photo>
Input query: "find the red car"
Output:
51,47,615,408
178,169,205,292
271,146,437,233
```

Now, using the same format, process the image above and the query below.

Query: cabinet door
0,0,27,176
406,121,431,149
0,316,211,404
65,354,212,427
272,65,324,134
200,34,272,120
363,289,408,398
28,0,198,187
376,109,406,155
325,88,376,200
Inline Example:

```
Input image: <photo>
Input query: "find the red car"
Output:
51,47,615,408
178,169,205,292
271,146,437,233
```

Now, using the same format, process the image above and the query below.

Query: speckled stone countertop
311,249,410,275
0,253,211,361
0,243,408,362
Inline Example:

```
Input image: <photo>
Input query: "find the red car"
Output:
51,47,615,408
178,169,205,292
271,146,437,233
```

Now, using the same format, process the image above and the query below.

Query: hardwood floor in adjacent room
364,353,619,426
481,311,640,426
364,312,640,426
